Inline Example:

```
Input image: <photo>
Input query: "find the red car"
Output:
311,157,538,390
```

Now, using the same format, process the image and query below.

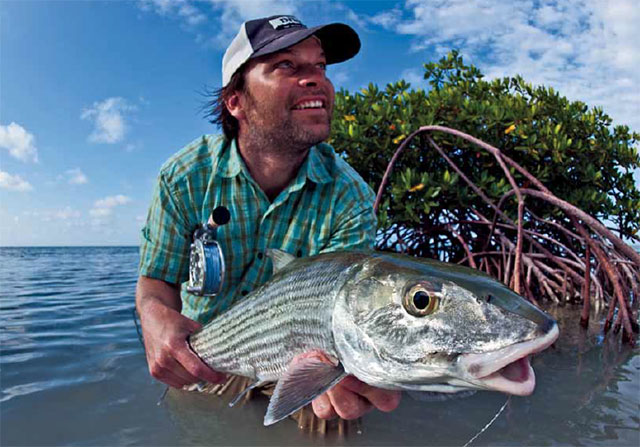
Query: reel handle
207,206,230,229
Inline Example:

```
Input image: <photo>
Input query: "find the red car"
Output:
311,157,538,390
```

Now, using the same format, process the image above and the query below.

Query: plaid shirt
139,135,376,324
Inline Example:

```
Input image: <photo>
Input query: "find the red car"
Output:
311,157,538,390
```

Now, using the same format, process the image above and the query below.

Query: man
136,15,400,422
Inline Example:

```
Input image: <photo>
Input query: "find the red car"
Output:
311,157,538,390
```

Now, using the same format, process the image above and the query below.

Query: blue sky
1,0,638,246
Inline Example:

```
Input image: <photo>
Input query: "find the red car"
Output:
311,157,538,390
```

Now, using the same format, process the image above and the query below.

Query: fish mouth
458,323,559,396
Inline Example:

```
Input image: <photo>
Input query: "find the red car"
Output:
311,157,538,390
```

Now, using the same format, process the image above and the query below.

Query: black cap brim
251,23,360,65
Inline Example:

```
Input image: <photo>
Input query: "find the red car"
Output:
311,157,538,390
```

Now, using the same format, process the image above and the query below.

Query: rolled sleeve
138,173,192,285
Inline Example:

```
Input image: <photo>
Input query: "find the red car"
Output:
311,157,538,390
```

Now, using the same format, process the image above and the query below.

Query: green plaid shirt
139,135,376,324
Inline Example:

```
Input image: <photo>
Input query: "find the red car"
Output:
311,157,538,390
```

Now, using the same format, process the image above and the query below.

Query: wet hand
311,376,401,420
139,302,226,388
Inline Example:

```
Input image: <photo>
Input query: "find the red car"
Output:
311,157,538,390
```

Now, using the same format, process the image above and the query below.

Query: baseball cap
222,15,360,87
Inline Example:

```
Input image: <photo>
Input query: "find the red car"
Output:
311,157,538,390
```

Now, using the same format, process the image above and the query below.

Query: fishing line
461,396,510,447
157,387,169,406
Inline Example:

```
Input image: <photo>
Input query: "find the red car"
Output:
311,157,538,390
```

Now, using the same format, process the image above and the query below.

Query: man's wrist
136,276,182,320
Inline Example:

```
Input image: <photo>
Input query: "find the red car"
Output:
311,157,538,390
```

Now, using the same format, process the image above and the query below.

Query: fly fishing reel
186,206,230,296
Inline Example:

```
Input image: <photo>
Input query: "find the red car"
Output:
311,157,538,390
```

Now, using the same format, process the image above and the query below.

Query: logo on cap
268,16,303,30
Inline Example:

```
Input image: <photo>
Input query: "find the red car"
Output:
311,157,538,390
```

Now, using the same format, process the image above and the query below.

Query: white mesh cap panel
222,23,254,87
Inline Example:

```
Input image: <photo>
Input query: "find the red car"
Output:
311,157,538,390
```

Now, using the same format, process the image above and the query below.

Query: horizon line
0,245,140,248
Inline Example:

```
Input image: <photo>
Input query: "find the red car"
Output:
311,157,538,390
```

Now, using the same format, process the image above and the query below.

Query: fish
188,250,559,426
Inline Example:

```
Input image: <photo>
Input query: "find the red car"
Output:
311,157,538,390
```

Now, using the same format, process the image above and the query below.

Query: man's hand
311,376,401,420
136,276,226,388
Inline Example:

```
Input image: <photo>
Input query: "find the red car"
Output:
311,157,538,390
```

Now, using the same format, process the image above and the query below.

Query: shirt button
241,290,248,296
257,252,263,260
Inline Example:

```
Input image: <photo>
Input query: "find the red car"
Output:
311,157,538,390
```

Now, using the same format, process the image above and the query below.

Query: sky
1,0,639,246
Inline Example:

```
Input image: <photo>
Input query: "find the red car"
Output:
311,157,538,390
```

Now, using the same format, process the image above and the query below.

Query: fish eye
403,284,439,317
413,291,430,309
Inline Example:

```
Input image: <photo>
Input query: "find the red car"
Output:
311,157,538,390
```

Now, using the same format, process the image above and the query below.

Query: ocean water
1,246,638,446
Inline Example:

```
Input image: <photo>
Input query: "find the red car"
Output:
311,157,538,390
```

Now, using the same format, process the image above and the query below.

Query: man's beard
242,90,332,156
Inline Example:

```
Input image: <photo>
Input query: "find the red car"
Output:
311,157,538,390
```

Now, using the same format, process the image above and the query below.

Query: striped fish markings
188,250,559,426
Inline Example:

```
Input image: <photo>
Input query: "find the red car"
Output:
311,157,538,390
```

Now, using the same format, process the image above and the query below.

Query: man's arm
136,275,226,388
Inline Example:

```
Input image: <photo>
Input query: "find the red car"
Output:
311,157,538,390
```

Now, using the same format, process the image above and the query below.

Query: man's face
234,37,335,151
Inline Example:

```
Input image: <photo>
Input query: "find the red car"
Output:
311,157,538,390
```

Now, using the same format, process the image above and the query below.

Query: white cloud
175,0,206,25
370,0,640,132
140,0,207,26
54,207,82,220
327,2,368,30
90,194,132,217
24,207,82,222
140,1,300,48
205,0,299,48
65,168,88,185
370,8,402,28
81,97,135,144
0,171,33,192
0,122,39,162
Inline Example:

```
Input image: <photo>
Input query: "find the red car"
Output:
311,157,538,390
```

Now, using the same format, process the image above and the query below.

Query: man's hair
204,69,247,141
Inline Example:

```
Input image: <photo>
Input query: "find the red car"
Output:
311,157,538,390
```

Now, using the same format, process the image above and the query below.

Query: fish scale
189,253,358,381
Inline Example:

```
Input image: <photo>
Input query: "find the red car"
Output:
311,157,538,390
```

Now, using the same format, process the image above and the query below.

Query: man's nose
297,65,327,88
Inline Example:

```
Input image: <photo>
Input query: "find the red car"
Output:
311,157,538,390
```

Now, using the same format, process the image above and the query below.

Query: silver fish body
189,251,360,381
188,250,559,425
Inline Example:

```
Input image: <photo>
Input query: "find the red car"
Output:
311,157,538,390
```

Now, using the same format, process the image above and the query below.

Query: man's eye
275,61,293,69
316,62,327,71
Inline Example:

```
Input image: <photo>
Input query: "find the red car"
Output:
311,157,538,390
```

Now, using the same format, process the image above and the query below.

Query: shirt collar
305,144,332,185
216,139,332,185
216,138,243,178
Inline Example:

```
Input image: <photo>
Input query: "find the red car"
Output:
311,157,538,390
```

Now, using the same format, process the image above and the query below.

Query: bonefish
188,250,559,425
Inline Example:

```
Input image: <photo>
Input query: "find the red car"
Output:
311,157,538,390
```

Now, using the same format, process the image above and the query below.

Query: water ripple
0,247,143,402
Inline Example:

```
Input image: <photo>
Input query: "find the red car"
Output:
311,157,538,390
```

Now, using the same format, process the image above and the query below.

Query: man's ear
225,92,245,121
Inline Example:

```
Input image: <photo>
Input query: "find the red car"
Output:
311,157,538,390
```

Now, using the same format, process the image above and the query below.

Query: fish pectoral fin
263,354,347,426
266,249,296,274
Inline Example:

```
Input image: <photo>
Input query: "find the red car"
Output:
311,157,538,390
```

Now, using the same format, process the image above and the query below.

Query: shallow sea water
1,246,638,446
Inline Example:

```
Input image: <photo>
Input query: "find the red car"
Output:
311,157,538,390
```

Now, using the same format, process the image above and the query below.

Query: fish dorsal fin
263,353,347,426
266,249,296,274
